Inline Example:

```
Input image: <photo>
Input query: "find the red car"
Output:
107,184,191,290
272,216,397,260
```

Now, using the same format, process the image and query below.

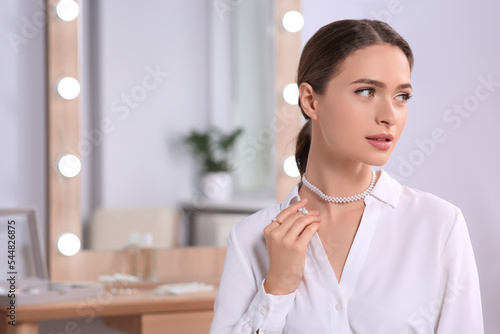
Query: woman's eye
395,93,412,103
355,88,374,98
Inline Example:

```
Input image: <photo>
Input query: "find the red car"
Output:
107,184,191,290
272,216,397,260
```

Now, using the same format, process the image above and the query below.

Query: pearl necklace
302,170,377,204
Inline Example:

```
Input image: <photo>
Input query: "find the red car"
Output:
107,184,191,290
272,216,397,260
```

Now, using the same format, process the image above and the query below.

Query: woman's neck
302,161,373,198
298,154,375,217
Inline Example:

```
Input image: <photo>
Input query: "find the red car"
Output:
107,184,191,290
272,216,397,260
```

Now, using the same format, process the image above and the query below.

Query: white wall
0,1,46,250
302,0,500,332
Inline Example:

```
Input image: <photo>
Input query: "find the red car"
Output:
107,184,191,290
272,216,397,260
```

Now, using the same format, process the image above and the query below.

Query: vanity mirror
78,0,276,251
46,0,302,281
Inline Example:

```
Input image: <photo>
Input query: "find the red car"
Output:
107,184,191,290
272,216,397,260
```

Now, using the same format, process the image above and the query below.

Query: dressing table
0,285,217,334
0,247,224,334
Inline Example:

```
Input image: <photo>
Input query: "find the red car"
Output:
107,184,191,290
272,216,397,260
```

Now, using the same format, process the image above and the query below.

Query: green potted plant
185,126,243,201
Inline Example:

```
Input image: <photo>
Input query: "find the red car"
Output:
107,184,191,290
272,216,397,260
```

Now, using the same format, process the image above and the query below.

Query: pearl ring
271,217,282,225
298,207,309,215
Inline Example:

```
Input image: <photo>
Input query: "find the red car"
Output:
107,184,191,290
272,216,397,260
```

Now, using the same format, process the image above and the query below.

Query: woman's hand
263,198,321,295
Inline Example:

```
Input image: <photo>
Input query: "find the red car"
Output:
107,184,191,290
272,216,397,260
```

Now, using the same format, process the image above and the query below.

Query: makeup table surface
0,279,218,334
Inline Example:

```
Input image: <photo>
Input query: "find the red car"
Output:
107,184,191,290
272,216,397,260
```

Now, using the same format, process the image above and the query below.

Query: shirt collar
369,169,401,208
279,169,402,210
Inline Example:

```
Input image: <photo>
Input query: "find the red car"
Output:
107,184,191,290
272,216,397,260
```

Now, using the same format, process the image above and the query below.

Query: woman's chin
365,155,391,167
360,145,396,167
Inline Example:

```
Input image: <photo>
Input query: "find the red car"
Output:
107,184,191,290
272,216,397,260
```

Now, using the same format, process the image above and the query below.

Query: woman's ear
299,83,319,120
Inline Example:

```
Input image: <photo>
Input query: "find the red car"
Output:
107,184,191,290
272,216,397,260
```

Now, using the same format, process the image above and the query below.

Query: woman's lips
366,138,392,150
366,134,394,150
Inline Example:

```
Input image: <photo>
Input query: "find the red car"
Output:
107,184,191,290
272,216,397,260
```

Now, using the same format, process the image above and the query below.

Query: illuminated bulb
283,155,300,178
57,77,80,100
58,155,81,178
57,233,81,256
56,0,80,22
282,11,304,33
283,83,299,105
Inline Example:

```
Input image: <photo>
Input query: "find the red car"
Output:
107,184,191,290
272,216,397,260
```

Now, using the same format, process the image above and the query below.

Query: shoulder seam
439,207,463,263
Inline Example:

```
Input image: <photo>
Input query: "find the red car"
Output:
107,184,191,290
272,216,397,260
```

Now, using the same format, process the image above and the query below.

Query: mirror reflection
79,0,277,250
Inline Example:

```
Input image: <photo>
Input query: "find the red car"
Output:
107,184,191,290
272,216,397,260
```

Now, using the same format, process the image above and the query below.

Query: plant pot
202,172,233,202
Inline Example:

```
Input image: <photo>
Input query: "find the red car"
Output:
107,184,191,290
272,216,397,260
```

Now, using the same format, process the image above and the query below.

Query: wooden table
0,283,217,334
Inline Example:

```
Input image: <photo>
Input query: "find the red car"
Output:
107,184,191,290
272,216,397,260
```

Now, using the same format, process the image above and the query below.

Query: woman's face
304,44,412,167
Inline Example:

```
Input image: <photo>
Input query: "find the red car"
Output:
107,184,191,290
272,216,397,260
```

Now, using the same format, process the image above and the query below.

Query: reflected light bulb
56,0,80,22
282,83,299,105
283,155,300,178
57,233,81,256
282,11,304,33
58,154,82,178
57,77,80,100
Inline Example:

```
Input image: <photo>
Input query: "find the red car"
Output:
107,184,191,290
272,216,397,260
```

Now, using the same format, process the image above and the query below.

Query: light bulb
56,0,80,22
57,233,81,256
58,155,81,178
283,155,300,178
282,11,304,33
57,77,80,100
282,83,299,105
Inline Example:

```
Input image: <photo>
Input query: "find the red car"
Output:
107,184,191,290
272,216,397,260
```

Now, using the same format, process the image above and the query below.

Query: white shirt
210,170,483,333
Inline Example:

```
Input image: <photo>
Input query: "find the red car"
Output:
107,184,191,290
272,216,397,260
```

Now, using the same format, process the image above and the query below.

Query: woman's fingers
278,210,319,235
275,198,309,224
263,198,322,295
265,199,310,233
286,213,320,238
265,198,322,249
296,221,321,248
266,210,320,249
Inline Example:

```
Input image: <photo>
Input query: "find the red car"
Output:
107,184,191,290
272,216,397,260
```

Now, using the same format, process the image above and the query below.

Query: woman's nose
375,97,398,126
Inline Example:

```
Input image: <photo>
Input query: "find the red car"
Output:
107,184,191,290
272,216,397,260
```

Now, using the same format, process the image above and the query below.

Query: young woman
210,19,483,333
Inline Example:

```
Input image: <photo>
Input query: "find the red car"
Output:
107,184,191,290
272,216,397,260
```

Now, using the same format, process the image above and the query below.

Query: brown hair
295,19,414,176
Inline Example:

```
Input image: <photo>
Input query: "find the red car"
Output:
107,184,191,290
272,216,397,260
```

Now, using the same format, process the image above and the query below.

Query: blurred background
1,0,499,333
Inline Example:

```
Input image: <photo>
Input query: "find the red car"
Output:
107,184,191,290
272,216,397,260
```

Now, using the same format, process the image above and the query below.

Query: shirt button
335,302,343,310
260,307,268,315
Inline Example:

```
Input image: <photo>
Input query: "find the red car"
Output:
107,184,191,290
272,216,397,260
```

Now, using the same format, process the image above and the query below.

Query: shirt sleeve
436,210,484,333
210,226,296,334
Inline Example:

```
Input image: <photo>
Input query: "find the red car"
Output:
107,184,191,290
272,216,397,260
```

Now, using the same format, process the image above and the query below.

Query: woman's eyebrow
397,83,412,90
350,78,412,90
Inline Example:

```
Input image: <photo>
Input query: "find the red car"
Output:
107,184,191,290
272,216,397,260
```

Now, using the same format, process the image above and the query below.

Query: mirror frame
46,0,302,281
